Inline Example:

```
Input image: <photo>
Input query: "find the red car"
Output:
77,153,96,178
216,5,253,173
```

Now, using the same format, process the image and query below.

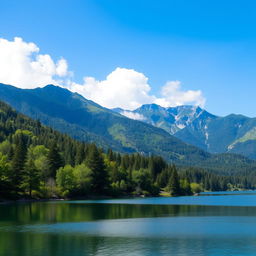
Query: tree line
0,101,255,199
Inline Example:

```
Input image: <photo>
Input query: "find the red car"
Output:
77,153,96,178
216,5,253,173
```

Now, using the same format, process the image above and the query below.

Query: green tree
21,159,40,197
0,153,11,197
47,142,63,178
75,144,85,165
168,167,181,196
87,144,109,194
180,178,192,195
107,148,115,161
73,164,92,195
190,182,202,193
56,165,76,196
28,145,49,181
132,168,159,195
12,134,27,194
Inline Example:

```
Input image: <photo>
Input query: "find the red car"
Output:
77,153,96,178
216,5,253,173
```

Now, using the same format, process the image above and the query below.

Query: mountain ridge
1,83,256,173
114,103,256,159
0,83,208,164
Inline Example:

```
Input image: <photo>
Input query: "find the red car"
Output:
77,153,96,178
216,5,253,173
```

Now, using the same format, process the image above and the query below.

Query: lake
1,191,256,256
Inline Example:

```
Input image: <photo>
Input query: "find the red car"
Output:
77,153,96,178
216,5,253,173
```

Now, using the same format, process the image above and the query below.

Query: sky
0,0,256,116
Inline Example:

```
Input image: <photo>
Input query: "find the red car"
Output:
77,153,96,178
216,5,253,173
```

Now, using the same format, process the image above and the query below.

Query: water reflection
1,231,256,256
1,199,256,256
2,202,256,224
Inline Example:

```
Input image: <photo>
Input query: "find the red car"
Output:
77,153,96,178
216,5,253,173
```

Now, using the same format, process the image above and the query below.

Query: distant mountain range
114,104,256,159
0,83,207,164
0,83,256,174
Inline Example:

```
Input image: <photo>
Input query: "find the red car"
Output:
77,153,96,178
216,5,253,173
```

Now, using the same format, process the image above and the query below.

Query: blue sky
1,0,256,116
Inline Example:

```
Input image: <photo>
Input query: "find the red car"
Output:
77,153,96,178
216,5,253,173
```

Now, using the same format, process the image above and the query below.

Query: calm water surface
1,191,256,256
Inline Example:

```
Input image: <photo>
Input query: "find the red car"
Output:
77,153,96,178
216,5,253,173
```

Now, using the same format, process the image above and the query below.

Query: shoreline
1,189,253,204
0,194,157,204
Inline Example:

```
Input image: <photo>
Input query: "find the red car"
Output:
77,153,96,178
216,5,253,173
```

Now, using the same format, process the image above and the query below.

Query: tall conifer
12,134,27,194
168,167,181,196
47,142,63,178
87,144,108,194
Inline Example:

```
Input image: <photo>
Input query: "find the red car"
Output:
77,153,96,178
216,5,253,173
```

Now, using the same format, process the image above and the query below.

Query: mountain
114,104,217,135
176,114,256,159
114,104,256,159
1,83,255,173
0,83,209,165
1,99,256,200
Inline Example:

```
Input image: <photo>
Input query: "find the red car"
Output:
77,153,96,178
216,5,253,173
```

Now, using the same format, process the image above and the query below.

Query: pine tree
168,167,181,196
116,153,121,166
107,149,114,161
22,159,40,197
133,154,141,170
75,143,85,165
47,142,63,178
7,145,14,161
87,144,109,194
12,134,27,194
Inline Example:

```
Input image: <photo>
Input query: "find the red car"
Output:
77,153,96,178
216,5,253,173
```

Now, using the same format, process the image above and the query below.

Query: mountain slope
1,83,256,173
175,114,256,158
0,83,209,165
115,104,256,159
114,104,217,135
1,99,256,200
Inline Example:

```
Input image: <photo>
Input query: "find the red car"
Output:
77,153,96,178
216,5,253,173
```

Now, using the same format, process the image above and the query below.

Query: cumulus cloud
0,37,70,88
0,37,206,110
154,80,205,108
70,70,205,110
70,68,154,110
121,111,146,121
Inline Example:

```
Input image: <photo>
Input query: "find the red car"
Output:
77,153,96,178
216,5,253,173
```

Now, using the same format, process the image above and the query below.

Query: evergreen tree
156,166,173,188
75,143,85,165
149,156,166,181
87,144,109,194
107,148,114,161
116,153,121,166
0,153,11,197
133,154,141,170
12,134,27,194
47,142,63,178
168,167,181,196
1,100,256,199
22,159,40,197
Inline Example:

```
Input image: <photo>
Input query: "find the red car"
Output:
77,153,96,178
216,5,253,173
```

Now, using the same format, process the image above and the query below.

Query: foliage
0,100,256,199
2,83,256,173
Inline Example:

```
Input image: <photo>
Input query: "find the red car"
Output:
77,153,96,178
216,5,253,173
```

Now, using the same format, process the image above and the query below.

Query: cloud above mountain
70,68,205,110
70,68,154,110
0,37,205,109
155,80,206,108
0,37,70,88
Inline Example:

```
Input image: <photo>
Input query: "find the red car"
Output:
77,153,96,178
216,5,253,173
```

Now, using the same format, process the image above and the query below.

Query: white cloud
121,111,146,121
70,67,155,110
154,81,205,108
70,70,205,110
0,37,206,110
0,37,70,88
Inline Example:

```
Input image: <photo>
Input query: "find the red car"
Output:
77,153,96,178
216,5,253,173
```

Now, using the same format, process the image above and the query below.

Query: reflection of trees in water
1,231,256,256
1,202,256,224
1,202,256,255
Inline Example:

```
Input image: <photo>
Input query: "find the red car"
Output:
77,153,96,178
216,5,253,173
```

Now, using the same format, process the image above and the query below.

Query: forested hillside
0,83,206,164
0,101,256,199
1,83,256,174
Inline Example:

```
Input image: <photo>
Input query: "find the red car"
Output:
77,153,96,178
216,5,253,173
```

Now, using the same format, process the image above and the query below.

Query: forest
0,101,255,200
